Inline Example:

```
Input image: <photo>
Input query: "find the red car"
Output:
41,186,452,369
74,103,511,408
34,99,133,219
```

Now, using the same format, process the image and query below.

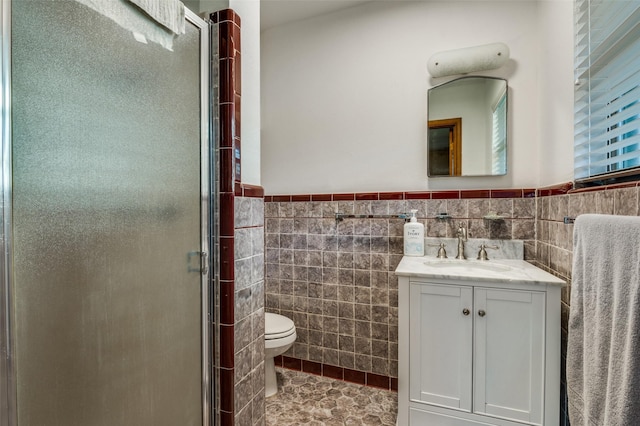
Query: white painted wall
229,0,261,186
186,0,262,186
537,0,574,187
261,1,574,194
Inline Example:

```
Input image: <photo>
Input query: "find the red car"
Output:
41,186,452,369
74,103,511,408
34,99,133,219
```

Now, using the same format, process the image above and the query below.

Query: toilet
264,312,297,397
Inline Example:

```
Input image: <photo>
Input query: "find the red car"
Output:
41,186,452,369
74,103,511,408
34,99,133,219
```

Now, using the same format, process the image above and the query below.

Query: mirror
428,76,507,177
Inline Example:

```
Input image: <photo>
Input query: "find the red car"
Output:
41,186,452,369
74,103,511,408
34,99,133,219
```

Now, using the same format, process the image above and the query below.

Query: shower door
3,1,211,425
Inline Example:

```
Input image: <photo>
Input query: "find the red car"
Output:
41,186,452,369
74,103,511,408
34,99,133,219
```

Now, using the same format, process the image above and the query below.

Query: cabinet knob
478,310,486,317
462,308,470,316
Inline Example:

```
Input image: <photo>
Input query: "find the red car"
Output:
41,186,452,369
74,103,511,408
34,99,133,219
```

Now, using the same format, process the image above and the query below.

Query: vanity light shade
427,42,510,78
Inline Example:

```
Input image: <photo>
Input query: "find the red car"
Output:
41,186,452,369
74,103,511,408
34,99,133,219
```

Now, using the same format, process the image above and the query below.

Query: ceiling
260,0,371,31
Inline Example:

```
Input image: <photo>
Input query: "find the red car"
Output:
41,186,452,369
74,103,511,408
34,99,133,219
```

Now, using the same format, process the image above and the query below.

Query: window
492,92,507,175
574,0,640,182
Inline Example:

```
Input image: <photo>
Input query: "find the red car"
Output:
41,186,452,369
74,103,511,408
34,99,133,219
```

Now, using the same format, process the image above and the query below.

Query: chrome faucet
455,222,467,260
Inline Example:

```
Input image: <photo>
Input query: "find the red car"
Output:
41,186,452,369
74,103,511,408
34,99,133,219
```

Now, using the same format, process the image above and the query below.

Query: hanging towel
567,214,640,426
128,0,185,35
74,0,183,50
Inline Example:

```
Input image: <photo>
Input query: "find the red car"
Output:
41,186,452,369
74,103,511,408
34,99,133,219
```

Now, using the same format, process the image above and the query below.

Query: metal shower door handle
188,251,209,275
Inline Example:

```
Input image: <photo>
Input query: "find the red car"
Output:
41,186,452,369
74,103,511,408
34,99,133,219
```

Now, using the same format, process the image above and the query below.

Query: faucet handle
457,222,468,240
477,244,499,261
427,242,448,259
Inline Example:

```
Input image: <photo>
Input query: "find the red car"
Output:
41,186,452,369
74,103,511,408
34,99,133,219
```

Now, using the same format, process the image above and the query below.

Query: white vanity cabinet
396,256,564,426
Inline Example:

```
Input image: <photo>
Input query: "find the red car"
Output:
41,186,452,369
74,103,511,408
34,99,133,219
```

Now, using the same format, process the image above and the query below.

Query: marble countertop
395,255,566,286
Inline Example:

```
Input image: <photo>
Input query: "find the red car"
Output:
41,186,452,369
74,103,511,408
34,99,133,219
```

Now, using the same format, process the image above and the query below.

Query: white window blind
492,93,507,175
574,0,640,181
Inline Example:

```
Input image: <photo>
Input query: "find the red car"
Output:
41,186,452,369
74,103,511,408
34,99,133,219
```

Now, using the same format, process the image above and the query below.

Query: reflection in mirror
428,77,507,177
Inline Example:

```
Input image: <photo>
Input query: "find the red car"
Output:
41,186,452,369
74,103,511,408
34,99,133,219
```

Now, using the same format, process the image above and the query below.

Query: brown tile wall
263,190,537,386
533,181,640,426
265,181,640,425
234,196,265,426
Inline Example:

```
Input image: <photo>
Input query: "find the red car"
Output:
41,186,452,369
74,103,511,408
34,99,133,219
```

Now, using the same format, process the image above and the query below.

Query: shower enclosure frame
0,2,216,425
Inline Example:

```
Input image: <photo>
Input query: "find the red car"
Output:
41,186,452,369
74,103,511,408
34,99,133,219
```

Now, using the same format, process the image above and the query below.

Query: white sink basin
397,255,567,285
424,259,514,274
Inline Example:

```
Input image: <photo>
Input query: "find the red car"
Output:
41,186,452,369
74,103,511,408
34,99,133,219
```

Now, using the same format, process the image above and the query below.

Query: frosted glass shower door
10,1,208,425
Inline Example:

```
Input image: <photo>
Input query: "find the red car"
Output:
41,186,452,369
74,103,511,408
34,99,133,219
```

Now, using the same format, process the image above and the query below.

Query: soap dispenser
404,209,424,256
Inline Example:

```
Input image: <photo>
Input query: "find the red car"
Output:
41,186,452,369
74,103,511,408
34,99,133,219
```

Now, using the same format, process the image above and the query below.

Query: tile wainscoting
535,181,640,426
265,180,640,426
263,189,539,391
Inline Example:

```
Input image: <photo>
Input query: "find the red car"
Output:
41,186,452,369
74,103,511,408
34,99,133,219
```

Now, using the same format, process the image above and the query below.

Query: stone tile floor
265,368,398,426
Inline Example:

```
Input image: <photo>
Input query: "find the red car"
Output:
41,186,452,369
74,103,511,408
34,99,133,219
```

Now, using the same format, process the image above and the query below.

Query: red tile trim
219,411,234,426
233,109,241,145
214,10,242,422
232,24,242,57
567,185,603,194
344,368,366,385
264,185,581,202
609,181,640,189
282,357,302,371
272,195,292,202
217,21,235,59
333,193,356,201
219,58,235,103
355,192,378,201
430,190,461,200
234,54,242,97
219,237,234,280
302,360,322,375
404,191,431,200
219,281,235,324
379,192,404,200
537,182,573,197
366,372,391,389
568,180,640,194
219,104,235,146
461,190,491,199
210,9,241,26
233,143,241,185
240,184,264,198
209,9,229,23
490,189,522,198
219,193,235,237
219,367,235,411
322,364,344,380
279,357,396,391
219,150,235,192
219,325,235,368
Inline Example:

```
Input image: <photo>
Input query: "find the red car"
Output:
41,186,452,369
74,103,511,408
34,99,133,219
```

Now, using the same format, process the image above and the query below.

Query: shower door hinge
188,251,209,275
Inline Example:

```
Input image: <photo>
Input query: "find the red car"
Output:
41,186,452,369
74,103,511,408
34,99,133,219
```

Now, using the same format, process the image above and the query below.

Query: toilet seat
265,312,295,340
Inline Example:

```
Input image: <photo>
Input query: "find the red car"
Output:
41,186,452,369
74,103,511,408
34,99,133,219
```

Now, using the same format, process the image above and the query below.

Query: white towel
567,214,640,426
128,0,185,35
75,0,182,50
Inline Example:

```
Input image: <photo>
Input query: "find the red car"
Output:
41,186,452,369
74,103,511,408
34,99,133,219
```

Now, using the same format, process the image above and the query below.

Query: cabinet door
473,288,545,425
410,283,473,411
